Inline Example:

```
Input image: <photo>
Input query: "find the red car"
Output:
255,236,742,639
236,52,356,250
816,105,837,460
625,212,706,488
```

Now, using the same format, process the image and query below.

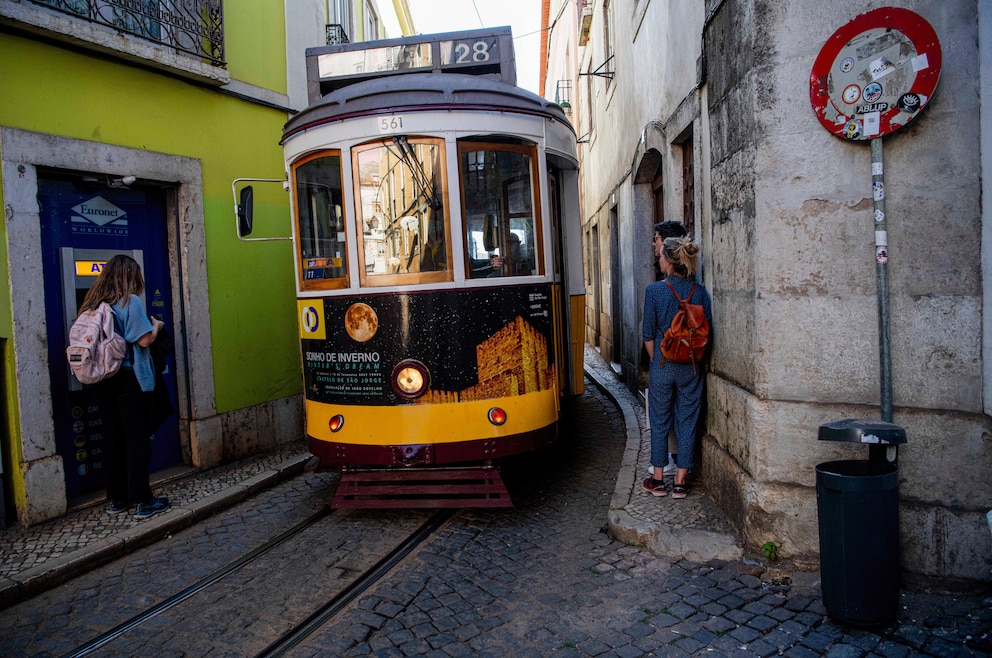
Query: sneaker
647,462,679,476
642,477,669,497
134,496,170,520
106,500,130,515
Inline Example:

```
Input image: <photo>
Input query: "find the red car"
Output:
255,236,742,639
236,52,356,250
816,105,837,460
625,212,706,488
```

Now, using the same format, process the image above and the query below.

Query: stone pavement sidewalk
0,442,312,609
582,345,743,566
583,345,992,656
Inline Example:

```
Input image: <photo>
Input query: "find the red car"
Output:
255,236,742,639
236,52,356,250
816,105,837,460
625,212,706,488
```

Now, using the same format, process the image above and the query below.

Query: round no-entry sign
809,7,941,141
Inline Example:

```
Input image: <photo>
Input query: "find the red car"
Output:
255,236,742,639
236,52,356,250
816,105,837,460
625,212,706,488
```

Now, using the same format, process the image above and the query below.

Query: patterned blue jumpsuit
642,275,712,471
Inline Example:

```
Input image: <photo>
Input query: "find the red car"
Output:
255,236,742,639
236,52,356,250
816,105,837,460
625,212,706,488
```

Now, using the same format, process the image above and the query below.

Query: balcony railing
555,79,572,116
30,0,225,67
325,23,350,45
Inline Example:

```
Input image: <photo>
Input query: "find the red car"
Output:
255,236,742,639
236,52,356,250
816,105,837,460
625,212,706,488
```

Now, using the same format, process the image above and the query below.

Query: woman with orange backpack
641,237,712,499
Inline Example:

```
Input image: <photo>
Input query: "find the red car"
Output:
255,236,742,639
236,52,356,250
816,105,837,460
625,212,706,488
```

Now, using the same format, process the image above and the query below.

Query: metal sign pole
807,7,941,463
870,138,893,425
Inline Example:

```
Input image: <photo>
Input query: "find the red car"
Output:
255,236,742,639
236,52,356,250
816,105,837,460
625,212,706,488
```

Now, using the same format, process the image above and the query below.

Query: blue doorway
37,173,182,502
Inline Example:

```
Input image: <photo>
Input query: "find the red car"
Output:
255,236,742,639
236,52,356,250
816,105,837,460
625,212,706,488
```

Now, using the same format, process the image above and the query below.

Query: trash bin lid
818,419,907,444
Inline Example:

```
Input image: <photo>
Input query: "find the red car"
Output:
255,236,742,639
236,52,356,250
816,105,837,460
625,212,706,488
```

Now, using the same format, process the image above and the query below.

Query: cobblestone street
0,369,990,656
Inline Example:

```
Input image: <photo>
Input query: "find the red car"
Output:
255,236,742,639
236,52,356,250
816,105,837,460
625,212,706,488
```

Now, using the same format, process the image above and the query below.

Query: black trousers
94,368,154,505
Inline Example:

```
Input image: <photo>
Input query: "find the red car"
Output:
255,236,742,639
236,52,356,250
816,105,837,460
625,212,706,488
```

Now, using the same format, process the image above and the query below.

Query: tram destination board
307,27,516,100
439,35,500,68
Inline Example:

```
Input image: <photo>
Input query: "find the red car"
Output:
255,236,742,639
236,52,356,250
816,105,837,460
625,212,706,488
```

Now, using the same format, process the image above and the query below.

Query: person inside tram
486,233,532,277
469,214,504,277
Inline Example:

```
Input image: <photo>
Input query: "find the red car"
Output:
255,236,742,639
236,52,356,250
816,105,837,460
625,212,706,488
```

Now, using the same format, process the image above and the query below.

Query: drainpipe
391,0,415,35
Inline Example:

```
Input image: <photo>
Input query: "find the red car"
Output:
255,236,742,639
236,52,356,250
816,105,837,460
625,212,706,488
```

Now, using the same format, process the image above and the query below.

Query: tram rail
59,507,454,658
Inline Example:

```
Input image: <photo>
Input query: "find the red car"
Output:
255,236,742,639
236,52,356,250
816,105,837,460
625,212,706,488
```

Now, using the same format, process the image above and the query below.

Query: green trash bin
817,420,906,627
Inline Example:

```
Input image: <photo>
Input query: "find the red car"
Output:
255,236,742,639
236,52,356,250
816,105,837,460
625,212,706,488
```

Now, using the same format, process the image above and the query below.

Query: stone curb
0,453,311,610
584,364,743,563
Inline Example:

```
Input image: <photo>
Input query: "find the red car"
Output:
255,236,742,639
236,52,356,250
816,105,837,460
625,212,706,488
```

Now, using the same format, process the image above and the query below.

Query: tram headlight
328,414,345,432
488,407,507,426
391,359,430,399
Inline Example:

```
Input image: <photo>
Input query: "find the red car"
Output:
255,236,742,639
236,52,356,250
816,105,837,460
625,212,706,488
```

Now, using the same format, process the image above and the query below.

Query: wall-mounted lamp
109,175,137,188
555,80,573,117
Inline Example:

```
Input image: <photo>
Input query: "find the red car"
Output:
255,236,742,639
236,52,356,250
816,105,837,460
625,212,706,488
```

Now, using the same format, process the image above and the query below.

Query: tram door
547,166,568,395
37,175,181,502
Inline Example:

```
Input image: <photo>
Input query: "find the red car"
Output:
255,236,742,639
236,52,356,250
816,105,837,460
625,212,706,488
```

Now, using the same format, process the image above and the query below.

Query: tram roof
282,73,573,143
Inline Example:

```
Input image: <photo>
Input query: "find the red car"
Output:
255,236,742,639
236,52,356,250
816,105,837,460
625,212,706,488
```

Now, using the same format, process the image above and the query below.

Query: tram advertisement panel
299,285,555,404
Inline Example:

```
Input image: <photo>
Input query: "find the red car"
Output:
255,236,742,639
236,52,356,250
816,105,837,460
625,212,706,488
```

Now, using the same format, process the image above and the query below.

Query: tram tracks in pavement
255,509,454,657
60,507,454,658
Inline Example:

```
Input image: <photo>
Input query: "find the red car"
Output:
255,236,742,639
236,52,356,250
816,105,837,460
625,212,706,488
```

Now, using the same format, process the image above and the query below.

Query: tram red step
331,467,513,509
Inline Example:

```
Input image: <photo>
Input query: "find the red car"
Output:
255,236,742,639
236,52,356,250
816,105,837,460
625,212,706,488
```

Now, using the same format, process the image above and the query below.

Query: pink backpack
66,303,127,384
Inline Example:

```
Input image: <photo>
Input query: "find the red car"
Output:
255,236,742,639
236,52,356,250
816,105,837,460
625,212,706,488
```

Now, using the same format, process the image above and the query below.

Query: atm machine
38,175,181,502
54,247,180,501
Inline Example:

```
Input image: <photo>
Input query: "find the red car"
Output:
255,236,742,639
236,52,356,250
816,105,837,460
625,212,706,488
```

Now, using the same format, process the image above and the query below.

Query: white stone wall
739,0,988,583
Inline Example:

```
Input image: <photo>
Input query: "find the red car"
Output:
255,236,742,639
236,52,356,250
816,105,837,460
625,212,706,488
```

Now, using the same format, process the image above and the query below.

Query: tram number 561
379,116,404,132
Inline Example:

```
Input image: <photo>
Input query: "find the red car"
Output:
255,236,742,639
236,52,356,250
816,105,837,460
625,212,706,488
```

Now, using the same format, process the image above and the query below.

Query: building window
329,0,352,30
679,128,695,236
584,69,595,144
364,0,379,40
652,170,664,227
603,0,613,90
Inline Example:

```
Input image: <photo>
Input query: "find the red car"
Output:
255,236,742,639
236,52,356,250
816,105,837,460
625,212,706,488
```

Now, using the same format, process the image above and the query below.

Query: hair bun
681,241,700,257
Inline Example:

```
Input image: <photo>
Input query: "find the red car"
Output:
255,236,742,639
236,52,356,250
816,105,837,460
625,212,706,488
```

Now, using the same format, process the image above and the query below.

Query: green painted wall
225,0,288,93
0,25,301,415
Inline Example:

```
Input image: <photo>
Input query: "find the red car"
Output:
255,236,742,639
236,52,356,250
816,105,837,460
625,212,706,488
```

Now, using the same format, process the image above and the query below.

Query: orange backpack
659,281,710,371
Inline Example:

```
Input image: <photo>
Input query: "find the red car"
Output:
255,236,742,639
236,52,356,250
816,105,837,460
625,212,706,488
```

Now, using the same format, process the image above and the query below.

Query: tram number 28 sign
809,7,941,141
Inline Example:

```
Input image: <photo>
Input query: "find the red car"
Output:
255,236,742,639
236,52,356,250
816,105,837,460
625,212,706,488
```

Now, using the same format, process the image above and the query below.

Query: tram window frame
292,150,349,291
457,141,544,280
352,137,453,287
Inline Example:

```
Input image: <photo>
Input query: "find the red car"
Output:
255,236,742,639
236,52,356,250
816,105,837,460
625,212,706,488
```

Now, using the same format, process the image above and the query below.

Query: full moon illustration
344,303,378,342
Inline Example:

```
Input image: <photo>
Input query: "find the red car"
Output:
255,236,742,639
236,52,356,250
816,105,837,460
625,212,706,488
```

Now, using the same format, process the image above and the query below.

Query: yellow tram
238,28,584,506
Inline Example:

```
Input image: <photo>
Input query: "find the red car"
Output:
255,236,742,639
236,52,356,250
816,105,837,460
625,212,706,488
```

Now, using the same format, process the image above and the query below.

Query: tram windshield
294,152,347,289
354,137,451,286
458,142,540,279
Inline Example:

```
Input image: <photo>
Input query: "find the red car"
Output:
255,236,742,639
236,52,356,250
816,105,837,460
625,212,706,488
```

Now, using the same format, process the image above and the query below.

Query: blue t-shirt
112,294,155,392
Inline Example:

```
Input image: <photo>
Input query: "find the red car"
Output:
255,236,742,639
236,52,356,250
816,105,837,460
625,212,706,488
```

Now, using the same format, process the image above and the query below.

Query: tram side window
458,143,540,279
294,153,347,288
353,137,451,286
